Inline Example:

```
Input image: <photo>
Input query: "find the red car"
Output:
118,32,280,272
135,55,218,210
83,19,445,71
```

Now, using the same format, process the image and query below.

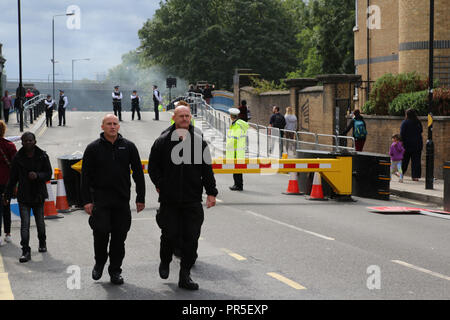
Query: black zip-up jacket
5,146,52,204
148,124,218,204
81,133,145,206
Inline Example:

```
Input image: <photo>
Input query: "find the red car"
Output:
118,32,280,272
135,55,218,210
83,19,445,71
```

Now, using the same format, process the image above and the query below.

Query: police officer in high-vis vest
227,108,249,191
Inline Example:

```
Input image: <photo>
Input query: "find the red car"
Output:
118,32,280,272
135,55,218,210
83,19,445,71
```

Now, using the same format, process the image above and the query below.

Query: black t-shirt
269,113,286,129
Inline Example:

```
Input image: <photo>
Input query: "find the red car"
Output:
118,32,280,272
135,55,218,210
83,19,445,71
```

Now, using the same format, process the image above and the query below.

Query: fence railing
180,92,355,158
21,94,46,127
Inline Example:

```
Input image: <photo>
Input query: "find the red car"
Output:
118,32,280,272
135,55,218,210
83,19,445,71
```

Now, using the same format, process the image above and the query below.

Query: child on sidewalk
389,134,405,183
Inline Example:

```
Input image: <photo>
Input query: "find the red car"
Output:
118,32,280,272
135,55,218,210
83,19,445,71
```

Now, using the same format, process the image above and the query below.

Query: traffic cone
55,169,70,213
282,172,304,195
308,172,328,201
44,181,63,219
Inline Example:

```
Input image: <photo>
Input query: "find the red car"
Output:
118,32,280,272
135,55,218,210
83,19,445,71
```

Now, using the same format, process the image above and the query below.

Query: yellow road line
222,248,247,261
267,272,306,290
0,254,14,300
392,260,450,281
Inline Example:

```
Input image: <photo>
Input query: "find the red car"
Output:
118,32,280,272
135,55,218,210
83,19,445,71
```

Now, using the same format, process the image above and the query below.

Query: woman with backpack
342,109,367,152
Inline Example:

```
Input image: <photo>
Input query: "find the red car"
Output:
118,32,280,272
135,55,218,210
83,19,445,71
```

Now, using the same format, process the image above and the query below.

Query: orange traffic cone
44,181,63,219
282,172,304,195
55,169,70,213
308,172,328,201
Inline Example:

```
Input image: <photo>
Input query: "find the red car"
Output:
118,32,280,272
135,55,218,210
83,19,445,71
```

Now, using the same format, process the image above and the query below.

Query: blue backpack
354,119,367,139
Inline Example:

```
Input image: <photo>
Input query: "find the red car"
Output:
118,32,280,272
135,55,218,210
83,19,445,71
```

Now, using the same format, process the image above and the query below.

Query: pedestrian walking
227,108,249,191
112,86,123,121
131,90,141,121
342,109,367,152
81,114,145,285
25,89,34,101
238,100,248,122
203,84,213,105
58,90,68,126
268,106,286,157
0,120,17,246
148,102,217,290
3,132,52,262
44,95,54,127
389,134,405,183
1,91,12,124
400,108,423,181
152,85,162,121
284,106,297,153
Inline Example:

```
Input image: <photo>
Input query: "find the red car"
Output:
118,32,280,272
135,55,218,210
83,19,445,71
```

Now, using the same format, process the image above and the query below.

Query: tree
138,0,298,90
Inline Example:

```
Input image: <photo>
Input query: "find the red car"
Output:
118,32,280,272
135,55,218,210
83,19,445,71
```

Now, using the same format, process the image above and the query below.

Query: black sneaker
19,249,31,263
159,262,170,279
92,264,104,281
178,269,199,290
110,273,124,285
229,185,243,191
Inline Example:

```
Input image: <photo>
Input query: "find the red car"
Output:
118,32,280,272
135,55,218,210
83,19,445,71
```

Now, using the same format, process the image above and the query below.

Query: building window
435,56,450,88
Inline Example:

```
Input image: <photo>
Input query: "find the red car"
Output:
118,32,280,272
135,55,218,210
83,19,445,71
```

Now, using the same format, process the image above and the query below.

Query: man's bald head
102,114,119,125
173,104,192,130
101,114,120,142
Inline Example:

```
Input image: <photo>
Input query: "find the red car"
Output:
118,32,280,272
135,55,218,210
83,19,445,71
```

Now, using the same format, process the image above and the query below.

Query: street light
52,11,75,100
17,0,24,132
72,58,90,92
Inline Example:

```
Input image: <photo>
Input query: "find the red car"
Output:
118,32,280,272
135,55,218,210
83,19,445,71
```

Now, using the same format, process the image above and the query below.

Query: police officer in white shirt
112,86,123,121
44,94,54,127
58,90,68,126
152,85,162,121
131,90,141,121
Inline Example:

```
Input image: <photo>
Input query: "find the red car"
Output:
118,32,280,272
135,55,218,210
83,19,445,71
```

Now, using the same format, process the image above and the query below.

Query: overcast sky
0,0,159,81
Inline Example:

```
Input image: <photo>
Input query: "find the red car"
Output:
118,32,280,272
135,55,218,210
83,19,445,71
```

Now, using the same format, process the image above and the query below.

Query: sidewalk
389,175,445,207
4,110,46,139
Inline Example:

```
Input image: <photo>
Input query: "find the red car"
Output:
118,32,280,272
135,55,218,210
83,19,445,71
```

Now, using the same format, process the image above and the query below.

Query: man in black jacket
81,114,145,285
148,102,217,290
4,132,52,263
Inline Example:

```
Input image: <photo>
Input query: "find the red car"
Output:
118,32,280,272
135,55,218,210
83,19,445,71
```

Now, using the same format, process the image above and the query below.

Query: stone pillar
285,78,319,133
316,74,362,137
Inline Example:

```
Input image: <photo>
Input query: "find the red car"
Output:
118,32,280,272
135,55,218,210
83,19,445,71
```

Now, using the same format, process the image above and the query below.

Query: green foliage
138,0,298,90
389,90,428,116
365,72,428,115
250,77,287,94
388,87,450,116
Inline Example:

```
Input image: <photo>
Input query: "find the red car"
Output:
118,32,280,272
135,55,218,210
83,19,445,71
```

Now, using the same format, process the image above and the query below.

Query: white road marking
245,210,335,241
392,260,450,281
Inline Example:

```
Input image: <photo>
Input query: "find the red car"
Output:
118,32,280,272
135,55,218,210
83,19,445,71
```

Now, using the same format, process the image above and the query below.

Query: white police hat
229,108,240,116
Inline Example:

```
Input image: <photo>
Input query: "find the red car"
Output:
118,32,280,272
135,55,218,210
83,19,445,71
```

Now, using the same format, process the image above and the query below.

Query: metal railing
22,94,46,126
180,92,355,158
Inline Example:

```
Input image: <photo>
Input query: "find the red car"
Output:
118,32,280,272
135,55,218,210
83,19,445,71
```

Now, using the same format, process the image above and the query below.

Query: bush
388,87,450,116
366,72,428,115
389,90,428,116
362,99,375,114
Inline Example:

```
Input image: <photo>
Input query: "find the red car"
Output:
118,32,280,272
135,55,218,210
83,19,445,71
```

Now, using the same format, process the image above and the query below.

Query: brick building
354,0,450,108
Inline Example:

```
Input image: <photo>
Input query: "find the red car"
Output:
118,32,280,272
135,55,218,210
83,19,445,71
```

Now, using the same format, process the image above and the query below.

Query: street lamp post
426,0,434,190
52,12,74,100
72,58,90,92
17,0,24,132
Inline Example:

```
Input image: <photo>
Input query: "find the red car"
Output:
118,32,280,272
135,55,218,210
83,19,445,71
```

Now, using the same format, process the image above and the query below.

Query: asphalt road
1,111,449,300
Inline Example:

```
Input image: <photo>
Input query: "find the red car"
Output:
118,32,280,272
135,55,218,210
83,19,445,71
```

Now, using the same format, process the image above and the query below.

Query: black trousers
3,109,9,123
233,174,243,188
46,108,53,127
88,201,131,275
58,107,65,126
158,202,204,271
131,106,141,120
19,202,46,251
402,149,422,179
153,100,159,120
113,102,122,121
0,185,11,236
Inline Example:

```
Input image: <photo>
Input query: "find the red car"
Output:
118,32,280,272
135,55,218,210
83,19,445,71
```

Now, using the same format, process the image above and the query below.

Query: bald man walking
148,102,217,290
81,114,145,285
